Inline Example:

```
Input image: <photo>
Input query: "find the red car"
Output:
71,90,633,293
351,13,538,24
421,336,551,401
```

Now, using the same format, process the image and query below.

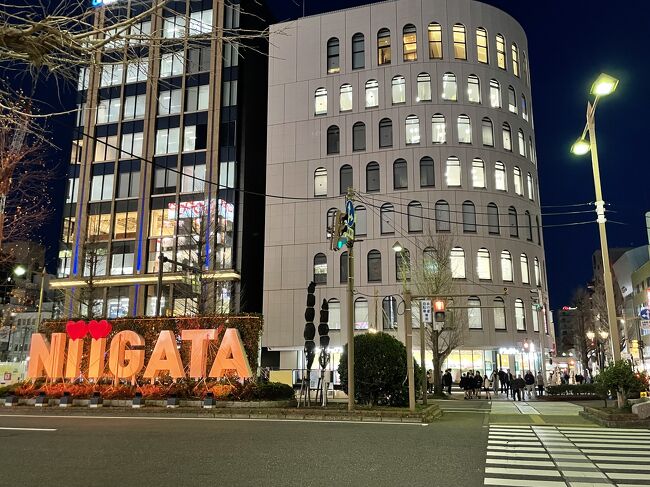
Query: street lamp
570,72,621,362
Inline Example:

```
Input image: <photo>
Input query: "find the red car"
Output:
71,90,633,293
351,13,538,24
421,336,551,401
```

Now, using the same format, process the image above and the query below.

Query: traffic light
336,211,349,250
330,201,356,251
434,299,445,322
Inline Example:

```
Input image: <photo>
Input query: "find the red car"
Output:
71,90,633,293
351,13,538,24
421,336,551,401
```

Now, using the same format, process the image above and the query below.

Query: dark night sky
35,0,650,311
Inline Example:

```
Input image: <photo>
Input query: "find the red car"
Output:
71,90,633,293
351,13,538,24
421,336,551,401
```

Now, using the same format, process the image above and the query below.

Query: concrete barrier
632,401,650,420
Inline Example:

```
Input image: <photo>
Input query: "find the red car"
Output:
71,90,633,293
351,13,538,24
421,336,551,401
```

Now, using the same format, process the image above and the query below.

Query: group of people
459,370,493,399
453,368,546,401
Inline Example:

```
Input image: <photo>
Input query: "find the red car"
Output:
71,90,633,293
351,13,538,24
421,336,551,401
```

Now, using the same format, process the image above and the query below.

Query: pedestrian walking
524,370,535,399
507,370,514,399
460,373,470,400
490,370,498,395
498,369,506,394
474,371,483,399
442,369,452,395
512,374,526,401
426,369,434,394
483,374,492,400
536,371,545,397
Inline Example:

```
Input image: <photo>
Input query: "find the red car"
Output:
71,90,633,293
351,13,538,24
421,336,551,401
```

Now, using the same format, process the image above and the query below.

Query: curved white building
262,0,555,381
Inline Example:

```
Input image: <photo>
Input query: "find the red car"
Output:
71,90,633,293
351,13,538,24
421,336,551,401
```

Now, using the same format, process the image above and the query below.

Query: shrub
253,382,295,401
338,332,422,407
546,384,597,396
595,361,645,408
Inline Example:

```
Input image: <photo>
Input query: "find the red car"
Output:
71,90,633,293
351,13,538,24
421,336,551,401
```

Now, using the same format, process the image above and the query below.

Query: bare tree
570,287,594,373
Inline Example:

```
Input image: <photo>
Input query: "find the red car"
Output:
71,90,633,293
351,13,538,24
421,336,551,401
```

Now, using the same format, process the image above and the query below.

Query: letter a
208,328,252,379
143,330,185,379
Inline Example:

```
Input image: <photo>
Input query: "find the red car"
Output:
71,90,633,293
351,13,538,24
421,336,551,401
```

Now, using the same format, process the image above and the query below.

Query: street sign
639,308,650,320
640,320,650,331
421,300,432,323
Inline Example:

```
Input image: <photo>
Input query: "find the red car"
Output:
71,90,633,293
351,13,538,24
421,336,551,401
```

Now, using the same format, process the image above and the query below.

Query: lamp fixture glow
392,241,403,253
571,138,591,155
13,266,27,277
586,330,595,340
599,330,609,340
590,73,619,97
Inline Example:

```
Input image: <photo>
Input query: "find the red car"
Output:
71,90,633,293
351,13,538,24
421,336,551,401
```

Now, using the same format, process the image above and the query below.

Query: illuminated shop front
442,347,543,382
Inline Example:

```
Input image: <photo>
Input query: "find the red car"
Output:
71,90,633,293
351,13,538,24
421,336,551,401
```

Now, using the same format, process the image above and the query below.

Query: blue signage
640,308,650,320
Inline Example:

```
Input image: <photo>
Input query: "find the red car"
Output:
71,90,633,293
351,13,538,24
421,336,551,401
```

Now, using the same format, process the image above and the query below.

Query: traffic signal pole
346,240,355,411
404,290,415,411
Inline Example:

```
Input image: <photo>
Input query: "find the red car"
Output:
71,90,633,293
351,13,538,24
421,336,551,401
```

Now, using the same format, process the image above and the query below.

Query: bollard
203,392,216,409
90,391,103,408
132,392,144,408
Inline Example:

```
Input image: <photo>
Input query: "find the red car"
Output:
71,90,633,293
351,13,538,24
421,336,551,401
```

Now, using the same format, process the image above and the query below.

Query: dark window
382,296,397,329
340,251,348,284
117,160,141,198
536,216,542,244
525,211,533,241
352,33,365,69
327,125,340,154
380,204,394,234
487,203,500,234
408,202,423,232
366,162,380,192
393,159,408,189
435,200,450,232
379,118,393,148
377,28,391,65
153,159,177,194
368,250,382,282
187,46,211,73
327,37,340,74
352,122,366,151
509,206,519,237
314,253,327,284
462,201,476,233
340,164,353,195
420,157,434,187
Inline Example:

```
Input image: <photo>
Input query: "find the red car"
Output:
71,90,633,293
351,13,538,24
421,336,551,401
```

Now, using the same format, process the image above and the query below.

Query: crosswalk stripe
561,470,608,479
595,463,650,471
606,471,650,480
581,449,650,455
589,455,650,462
485,458,555,467
485,467,561,477
484,478,567,487
573,443,650,450
487,452,550,459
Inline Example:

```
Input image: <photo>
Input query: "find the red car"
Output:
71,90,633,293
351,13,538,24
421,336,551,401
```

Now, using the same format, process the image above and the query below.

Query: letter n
27,333,66,379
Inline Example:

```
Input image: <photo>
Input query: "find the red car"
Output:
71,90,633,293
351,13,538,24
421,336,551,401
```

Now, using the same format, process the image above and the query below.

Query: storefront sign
27,326,252,380
498,347,520,355
641,320,650,331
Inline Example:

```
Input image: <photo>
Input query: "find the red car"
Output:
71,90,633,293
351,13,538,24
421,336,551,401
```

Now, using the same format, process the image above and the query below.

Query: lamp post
392,241,416,411
570,73,621,362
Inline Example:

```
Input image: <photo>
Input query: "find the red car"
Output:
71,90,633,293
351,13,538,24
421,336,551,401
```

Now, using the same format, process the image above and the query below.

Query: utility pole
419,302,427,405
404,290,415,411
346,188,355,412
155,251,165,317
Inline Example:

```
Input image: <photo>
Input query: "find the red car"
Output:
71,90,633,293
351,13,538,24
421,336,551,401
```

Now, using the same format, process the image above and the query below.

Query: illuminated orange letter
27,333,66,379
181,329,217,378
65,339,84,379
88,338,107,379
143,330,185,379
108,331,145,380
208,328,252,379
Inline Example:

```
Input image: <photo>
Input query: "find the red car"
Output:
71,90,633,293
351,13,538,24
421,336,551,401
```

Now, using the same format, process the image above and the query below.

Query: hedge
546,384,599,396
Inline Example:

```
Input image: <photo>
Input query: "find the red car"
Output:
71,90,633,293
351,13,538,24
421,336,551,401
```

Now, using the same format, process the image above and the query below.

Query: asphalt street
0,411,488,487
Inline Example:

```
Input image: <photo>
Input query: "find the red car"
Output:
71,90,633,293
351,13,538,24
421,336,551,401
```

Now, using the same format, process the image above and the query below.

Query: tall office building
55,0,268,317
263,0,555,378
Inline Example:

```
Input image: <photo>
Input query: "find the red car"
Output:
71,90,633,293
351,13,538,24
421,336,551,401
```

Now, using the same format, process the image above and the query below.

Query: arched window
445,156,461,186
435,200,450,232
468,296,482,328
495,161,507,191
508,206,519,237
457,114,472,144
328,299,341,330
472,158,485,188
522,50,529,83
493,297,506,329
379,117,393,147
327,37,340,74
377,28,391,65
462,201,476,233
482,117,494,146
527,173,534,200
405,115,420,144
340,164,352,195
393,158,408,189
396,248,411,280
532,304,539,332
391,75,406,103
477,249,491,280
340,251,348,283
489,79,501,108
520,253,530,284
525,211,533,241
530,137,536,164
487,203,500,234
476,27,488,63
508,86,517,113
327,125,340,154
368,249,382,282
352,33,365,70
518,129,526,157
500,250,513,282
521,94,528,121
354,297,369,330
352,122,366,151
382,296,398,329
513,166,523,195
417,73,432,101
452,24,467,60
450,247,466,278
314,253,327,284
326,207,337,238
355,205,367,236
442,73,457,101
314,167,327,197
365,80,379,108
502,122,512,151
408,202,423,232
534,257,541,286
420,156,434,187
496,34,506,69
428,22,442,59
467,75,481,103
423,247,436,273
314,88,327,115
366,162,380,192
432,114,446,143
380,204,394,234
536,216,542,244
340,84,353,112
515,298,525,330
511,43,519,77
403,24,417,61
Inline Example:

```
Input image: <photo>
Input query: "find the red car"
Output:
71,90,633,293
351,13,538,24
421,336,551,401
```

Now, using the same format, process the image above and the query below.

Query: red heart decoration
66,320,88,341
88,319,112,340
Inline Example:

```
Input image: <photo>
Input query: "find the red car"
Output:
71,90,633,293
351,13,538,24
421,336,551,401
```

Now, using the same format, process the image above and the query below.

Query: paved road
0,411,488,487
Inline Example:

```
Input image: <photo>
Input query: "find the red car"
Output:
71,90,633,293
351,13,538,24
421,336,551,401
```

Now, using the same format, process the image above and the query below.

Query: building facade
55,0,268,317
263,0,554,380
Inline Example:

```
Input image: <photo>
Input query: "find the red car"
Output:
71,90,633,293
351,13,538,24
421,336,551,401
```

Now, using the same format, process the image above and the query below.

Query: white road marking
0,427,56,432
484,478,567,486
